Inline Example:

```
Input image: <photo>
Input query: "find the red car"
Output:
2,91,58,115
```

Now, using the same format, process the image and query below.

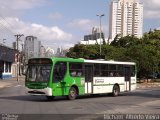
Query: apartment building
24,36,41,62
109,0,143,42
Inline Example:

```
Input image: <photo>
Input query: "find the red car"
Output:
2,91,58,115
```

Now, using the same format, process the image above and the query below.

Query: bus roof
84,59,135,65
28,57,135,65
50,57,84,62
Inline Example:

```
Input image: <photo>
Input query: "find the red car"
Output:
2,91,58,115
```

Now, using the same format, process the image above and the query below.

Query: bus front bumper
26,87,52,96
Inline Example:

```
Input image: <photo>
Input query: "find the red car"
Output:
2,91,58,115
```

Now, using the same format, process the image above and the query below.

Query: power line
0,13,15,29
0,13,17,39
0,14,21,47
0,16,16,34
0,22,15,35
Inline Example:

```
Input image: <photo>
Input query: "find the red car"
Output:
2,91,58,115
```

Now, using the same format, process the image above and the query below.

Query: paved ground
0,76,25,89
136,82,160,88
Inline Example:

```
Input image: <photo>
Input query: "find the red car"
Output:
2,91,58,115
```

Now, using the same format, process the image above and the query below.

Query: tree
110,35,141,48
66,44,100,59
148,29,160,40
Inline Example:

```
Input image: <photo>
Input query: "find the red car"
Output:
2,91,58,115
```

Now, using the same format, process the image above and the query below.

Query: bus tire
46,96,55,101
68,87,77,100
112,85,120,97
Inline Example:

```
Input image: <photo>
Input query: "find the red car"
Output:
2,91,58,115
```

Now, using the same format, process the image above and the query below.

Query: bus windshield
26,65,52,82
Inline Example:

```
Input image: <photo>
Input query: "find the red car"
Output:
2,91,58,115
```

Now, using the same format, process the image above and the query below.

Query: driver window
52,62,67,82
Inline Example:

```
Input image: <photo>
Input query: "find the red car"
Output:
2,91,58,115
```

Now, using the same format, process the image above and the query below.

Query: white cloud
29,23,72,40
140,0,160,19
0,0,47,17
3,0,46,10
144,10,160,19
68,19,97,32
0,0,75,51
142,0,160,10
68,18,108,37
0,17,73,49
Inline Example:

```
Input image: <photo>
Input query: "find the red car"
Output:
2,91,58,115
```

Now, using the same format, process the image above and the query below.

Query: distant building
45,47,55,57
55,47,67,57
0,44,18,79
109,0,143,42
24,36,41,62
80,27,108,45
12,41,24,52
40,45,46,57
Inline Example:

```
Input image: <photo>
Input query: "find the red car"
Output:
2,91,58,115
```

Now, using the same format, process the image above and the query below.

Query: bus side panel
51,77,85,96
63,77,85,95
93,77,125,94
131,77,137,91
77,86,85,95
50,83,63,96
53,86,85,96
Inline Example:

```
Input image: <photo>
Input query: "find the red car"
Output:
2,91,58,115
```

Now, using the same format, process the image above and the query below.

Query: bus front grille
28,91,45,94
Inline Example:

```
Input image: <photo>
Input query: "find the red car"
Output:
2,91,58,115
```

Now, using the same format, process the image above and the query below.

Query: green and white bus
25,57,136,100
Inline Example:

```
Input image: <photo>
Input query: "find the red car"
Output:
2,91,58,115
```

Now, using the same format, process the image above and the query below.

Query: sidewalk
136,82,160,88
0,76,25,89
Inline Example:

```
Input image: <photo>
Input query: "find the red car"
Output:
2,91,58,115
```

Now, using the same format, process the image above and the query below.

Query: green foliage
66,30,160,78
66,44,99,59
110,35,141,47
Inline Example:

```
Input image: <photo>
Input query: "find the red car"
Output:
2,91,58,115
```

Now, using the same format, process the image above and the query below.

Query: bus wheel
46,96,55,101
112,85,119,97
68,87,77,100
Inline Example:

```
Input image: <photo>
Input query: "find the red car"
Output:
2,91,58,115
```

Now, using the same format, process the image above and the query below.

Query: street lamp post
96,14,104,58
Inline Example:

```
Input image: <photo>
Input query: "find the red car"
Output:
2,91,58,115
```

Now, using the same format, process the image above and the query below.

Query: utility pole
15,34,24,81
15,34,24,50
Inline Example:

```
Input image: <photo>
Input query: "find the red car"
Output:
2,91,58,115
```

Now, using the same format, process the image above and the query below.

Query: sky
0,0,160,52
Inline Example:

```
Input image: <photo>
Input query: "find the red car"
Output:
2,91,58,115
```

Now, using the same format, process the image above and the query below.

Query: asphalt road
0,81,159,120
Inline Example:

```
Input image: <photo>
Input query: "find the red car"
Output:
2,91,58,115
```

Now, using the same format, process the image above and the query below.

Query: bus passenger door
52,62,67,96
124,67,131,91
85,65,93,94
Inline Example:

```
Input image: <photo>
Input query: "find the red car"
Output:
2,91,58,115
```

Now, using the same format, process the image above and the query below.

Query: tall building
24,36,41,62
109,0,143,42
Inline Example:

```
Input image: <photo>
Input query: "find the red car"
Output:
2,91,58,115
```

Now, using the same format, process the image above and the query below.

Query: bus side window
69,63,83,77
131,65,135,77
109,72,114,77
71,71,76,76
52,62,67,82
77,71,82,76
